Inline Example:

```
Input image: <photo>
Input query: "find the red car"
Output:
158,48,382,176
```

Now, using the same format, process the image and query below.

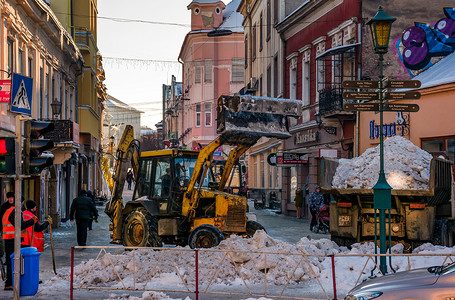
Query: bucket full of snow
217,94,302,140
11,247,40,296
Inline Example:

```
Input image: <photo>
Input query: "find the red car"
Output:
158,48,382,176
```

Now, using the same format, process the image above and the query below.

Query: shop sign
277,152,309,165
319,149,338,158
295,130,319,145
369,112,409,139
0,80,11,103
267,153,277,166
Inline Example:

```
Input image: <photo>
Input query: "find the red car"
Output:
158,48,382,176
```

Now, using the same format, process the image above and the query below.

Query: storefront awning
315,42,361,60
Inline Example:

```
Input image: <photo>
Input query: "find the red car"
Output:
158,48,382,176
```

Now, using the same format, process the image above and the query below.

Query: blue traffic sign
10,73,33,115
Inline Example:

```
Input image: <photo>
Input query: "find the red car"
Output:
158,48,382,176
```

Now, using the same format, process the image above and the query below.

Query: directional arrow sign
383,103,419,112
343,103,379,111
385,91,421,100
342,80,379,89
343,91,379,100
386,80,421,89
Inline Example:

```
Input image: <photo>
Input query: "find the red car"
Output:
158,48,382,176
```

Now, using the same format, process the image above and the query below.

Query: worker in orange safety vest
21,200,51,252
2,199,37,291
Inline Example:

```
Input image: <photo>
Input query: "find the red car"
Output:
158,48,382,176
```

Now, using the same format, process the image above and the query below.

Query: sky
97,0,228,129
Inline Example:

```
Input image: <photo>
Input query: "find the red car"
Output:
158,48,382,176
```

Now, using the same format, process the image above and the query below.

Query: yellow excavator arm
104,125,140,244
182,94,302,219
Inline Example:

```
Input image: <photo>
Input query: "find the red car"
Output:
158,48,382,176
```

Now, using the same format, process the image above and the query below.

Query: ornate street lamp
367,7,396,54
367,6,396,275
51,98,62,119
109,136,115,154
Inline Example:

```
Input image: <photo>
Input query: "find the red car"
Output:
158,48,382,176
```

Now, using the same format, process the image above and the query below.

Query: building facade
51,0,106,195
237,0,310,210
104,94,143,151
163,75,183,147
178,0,245,151
275,0,360,216
272,0,455,217
0,0,83,223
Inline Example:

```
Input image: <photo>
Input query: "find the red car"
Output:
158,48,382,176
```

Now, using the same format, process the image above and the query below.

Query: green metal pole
377,53,389,275
379,53,386,274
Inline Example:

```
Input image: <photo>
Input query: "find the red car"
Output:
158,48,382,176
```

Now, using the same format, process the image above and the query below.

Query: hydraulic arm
105,125,140,244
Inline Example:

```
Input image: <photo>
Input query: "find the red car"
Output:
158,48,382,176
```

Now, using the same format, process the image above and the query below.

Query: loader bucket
217,95,302,140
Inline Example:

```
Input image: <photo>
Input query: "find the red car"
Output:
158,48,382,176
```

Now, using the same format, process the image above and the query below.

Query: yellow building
51,0,106,193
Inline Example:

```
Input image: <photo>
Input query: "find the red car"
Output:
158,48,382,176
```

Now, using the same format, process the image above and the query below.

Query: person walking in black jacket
86,190,97,231
70,190,98,246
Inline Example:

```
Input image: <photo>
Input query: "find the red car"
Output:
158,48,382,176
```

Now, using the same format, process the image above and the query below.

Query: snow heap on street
332,136,433,189
39,231,455,299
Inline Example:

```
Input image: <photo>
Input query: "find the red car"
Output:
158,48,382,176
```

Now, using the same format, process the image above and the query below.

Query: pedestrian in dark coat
70,190,98,246
126,170,134,190
309,186,324,231
86,190,97,230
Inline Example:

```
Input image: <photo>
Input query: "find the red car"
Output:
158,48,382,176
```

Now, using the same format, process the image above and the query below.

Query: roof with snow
189,0,224,4
218,0,243,33
188,0,243,34
412,52,455,90
106,94,144,113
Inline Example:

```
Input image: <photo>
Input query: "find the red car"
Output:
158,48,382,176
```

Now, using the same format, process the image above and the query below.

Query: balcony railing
74,31,97,51
318,85,348,115
43,120,79,144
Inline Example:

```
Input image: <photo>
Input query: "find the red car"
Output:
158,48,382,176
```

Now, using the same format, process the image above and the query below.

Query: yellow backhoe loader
105,94,302,248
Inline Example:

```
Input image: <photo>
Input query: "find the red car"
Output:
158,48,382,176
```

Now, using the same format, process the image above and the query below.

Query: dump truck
105,94,302,248
319,157,455,250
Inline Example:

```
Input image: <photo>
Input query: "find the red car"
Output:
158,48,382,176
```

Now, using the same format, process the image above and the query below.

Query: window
7,39,13,73
259,13,263,52
195,61,202,84
273,55,278,97
302,60,310,106
45,72,49,119
28,58,33,77
39,67,43,119
244,35,248,69
18,50,24,75
266,65,271,97
316,60,325,102
52,74,55,108
195,104,201,127
260,154,265,188
204,103,212,127
204,59,212,83
289,56,297,99
134,159,153,199
231,58,244,82
252,23,257,61
259,75,263,96
266,0,271,40
422,137,455,161
273,0,278,24
290,167,297,202
65,90,68,119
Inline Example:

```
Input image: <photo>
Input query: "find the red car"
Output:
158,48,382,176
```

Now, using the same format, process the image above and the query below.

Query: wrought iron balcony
43,120,79,144
318,85,348,116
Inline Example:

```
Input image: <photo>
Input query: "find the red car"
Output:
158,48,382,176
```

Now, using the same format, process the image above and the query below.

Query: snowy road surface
2,185,454,300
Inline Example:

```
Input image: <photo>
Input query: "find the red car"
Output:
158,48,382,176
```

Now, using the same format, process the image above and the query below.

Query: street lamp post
367,6,396,275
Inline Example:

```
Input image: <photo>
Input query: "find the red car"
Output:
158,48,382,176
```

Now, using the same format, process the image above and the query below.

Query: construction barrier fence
69,246,455,300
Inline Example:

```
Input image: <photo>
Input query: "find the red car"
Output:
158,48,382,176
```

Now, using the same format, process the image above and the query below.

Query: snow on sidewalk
36,231,455,299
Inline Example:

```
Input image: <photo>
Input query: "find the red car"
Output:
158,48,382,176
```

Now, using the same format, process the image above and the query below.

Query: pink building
178,0,245,150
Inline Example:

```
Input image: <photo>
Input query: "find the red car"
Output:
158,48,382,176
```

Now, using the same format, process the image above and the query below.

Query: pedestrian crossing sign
10,73,33,115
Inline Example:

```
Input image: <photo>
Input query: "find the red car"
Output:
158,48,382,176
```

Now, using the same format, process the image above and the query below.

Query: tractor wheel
188,224,225,249
245,220,266,237
122,207,162,247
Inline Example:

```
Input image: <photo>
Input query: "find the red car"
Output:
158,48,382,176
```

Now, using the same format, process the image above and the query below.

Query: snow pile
107,292,190,300
332,136,433,189
37,230,455,298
